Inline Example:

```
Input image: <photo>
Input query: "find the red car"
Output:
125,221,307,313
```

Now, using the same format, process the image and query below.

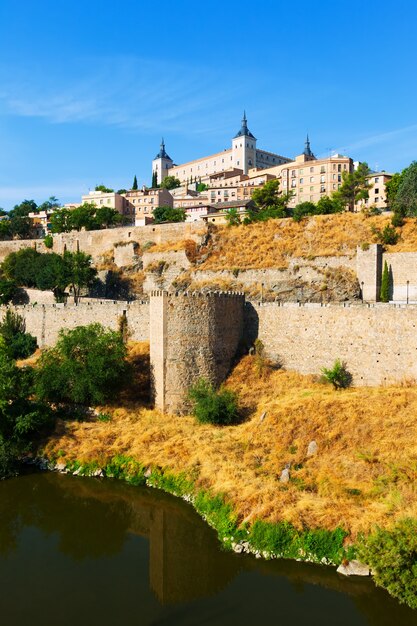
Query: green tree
68,203,96,231
0,279,17,305
160,176,181,190
394,161,417,217
334,162,371,210
316,195,344,215
35,324,128,406
151,172,158,188
249,179,292,221
0,220,11,241
292,201,316,222
95,184,114,193
8,200,38,218
2,248,40,287
0,310,37,359
94,206,124,229
358,519,417,610
188,379,239,425
153,206,186,224
132,175,138,190
386,171,404,209
49,208,73,233
321,360,352,390
38,196,60,212
380,260,390,302
224,208,241,226
63,251,97,303
9,216,32,239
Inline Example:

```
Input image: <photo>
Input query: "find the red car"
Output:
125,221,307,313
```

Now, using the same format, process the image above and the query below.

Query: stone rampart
150,291,245,413
250,301,417,385
1,300,149,347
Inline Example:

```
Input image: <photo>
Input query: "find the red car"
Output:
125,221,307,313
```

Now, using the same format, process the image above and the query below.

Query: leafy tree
153,206,186,224
94,206,124,229
8,200,38,219
0,220,11,241
386,171,404,209
38,196,60,212
0,279,17,305
132,175,138,190
188,379,239,425
224,208,241,226
63,251,97,303
248,179,292,222
69,203,96,230
116,189,127,195
292,201,316,222
0,338,54,478
0,208,7,216
394,161,417,217
43,234,53,249
160,175,181,190
35,324,128,406
49,208,73,233
357,519,417,610
95,184,114,193
2,247,40,287
321,360,352,390
197,182,208,192
380,260,390,302
9,216,32,239
371,224,399,246
334,162,371,210
0,310,37,359
316,195,344,215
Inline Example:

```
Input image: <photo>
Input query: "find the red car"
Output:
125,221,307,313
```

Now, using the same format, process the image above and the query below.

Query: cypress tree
380,260,390,302
132,175,138,190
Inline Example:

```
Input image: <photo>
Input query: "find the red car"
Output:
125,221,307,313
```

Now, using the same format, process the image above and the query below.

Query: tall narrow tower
231,112,257,174
152,138,173,186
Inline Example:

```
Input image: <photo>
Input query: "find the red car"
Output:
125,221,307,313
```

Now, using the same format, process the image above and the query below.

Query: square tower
152,138,174,185
231,112,257,174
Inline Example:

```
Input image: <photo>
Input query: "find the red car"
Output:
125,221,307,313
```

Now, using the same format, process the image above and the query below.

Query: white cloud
0,56,241,137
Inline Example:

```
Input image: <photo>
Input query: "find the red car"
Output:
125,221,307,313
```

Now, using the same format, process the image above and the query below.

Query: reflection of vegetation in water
0,473,416,625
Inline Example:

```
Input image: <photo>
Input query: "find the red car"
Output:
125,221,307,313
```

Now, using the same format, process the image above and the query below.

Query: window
300,188,303,193
320,186,326,193
310,177,315,183
310,167,314,173
375,188,379,194
338,175,342,182
320,175,325,183
338,164,342,172
333,174,336,180
291,180,296,188
300,178,304,184
320,166,326,173
375,197,379,203
291,170,296,177
375,177,379,183
310,186,314,191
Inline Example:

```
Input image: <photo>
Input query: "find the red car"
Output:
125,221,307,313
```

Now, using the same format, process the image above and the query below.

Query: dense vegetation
2,247,97,302
0,323,129,478
49,202,125,233
0,310,37,360
152,205,186,223
188,378,239,425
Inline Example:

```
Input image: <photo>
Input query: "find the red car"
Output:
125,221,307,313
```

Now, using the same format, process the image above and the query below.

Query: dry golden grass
42,344,417,539
198,214,417,270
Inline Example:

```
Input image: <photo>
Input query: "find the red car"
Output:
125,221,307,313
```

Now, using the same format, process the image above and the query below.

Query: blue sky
0,0,416,210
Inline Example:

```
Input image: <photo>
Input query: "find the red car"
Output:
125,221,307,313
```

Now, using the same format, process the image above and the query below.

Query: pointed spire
303,134,314,158
234,111,256,140
154,137,172,161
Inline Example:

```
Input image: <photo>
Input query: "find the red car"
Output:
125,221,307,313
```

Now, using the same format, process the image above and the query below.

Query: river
0,472,415,625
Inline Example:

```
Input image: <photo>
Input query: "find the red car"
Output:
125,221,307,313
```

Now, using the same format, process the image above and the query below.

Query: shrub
188,378,239,425
321,359,352,390
0,310,37,359
35,323,128,406
371,224,399,246
43,234,53,249
357,519,417,609
292,201,316,222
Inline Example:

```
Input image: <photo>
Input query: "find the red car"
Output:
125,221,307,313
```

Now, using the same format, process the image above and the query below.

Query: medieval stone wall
250,301,417,385
1,300,149,347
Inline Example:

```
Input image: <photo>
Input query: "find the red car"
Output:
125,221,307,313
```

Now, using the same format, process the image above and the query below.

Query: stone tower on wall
150,291,245,414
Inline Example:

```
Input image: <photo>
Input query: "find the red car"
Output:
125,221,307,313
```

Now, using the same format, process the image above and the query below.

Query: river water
0,472,415,625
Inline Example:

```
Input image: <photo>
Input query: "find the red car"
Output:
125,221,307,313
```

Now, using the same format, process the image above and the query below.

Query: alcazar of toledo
152,112,292,183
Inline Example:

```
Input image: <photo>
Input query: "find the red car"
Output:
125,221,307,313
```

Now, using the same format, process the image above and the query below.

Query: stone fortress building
152,113,292,185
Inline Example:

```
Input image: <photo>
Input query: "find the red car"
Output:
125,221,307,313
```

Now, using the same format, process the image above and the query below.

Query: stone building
152,113,292,185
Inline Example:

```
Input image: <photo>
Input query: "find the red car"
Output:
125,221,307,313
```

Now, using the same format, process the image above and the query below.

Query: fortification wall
383,252,417,302
0,222,207,264
150,291,245,413
250,301,417,385
1,300,149,347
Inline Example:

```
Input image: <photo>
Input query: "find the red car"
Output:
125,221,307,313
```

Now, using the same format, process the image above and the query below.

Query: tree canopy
394,161,417,217
49,203,124,233
35,324,128,406
160,176,181,190
247,179,292,222
334,162,371,210
153,206,186,224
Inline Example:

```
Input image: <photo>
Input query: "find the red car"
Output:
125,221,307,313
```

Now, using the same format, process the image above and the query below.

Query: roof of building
207,199,255,211
234,111,256,140
303,134,315,158
154,138,172,161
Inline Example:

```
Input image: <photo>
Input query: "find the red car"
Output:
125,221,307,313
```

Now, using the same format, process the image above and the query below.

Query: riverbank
39,342,417,607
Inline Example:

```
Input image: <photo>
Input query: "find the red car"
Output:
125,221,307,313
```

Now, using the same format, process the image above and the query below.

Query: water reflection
0,472,415,626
